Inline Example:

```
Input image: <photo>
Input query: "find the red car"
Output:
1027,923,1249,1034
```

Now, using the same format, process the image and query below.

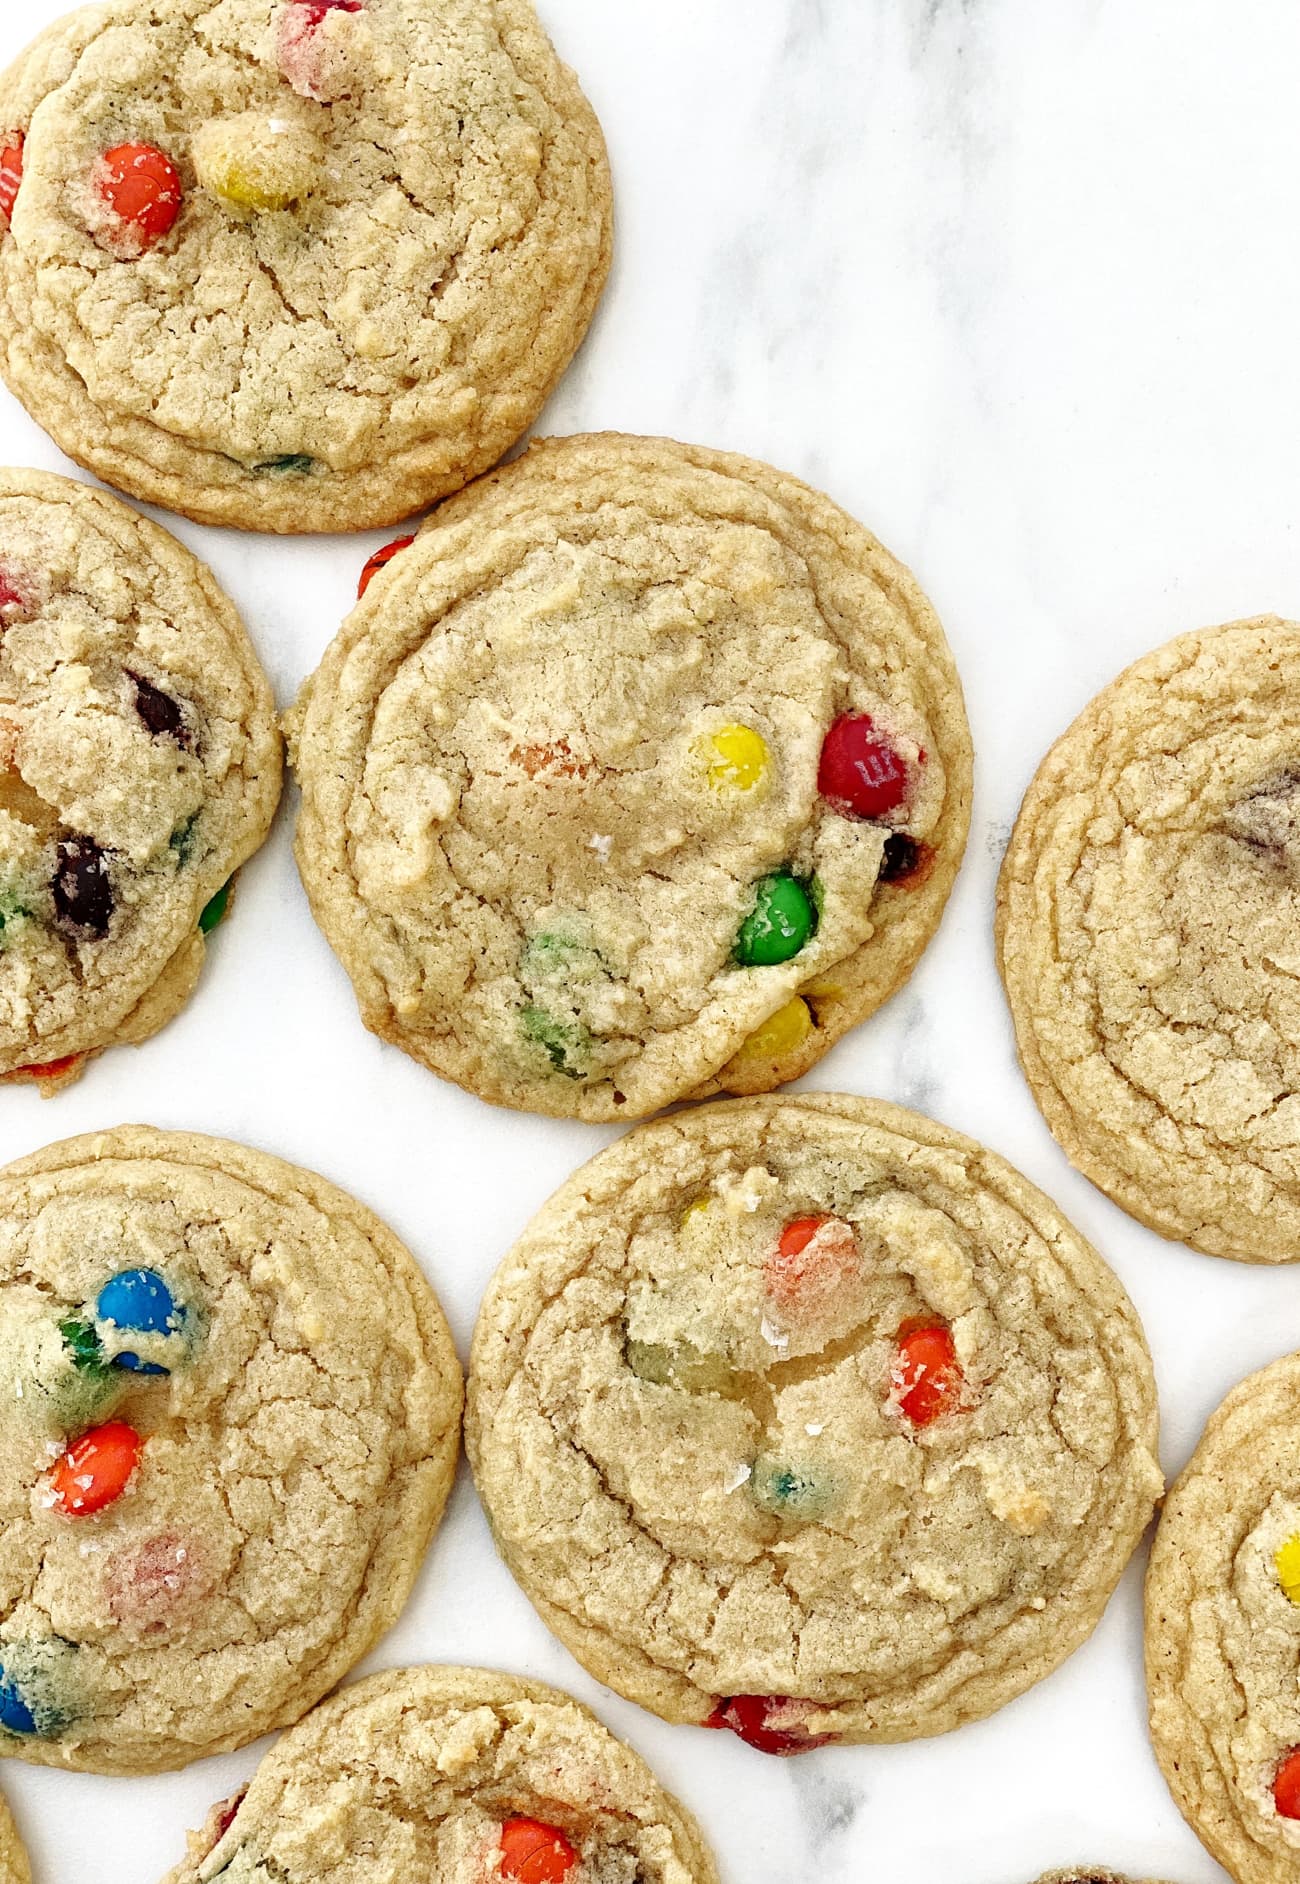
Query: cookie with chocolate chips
0,1126,462,1775
466,1093,1162,1747
0,0,611,531
289,434,972,1120
161,1667,718,1884
999,616,1300,1261
0,469,281,1091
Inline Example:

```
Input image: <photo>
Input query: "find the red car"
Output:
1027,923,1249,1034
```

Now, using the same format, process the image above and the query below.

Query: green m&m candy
735,873,817,967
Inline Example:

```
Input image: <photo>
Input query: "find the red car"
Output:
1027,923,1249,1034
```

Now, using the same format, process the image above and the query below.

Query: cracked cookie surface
998,616,1300,1263
1146,1352,1300,1884
161,1665,718,1884
289,434,972,1121
0,1795,29,1884
0,1126,463,1775
0,468,281,1091
466,1094,1161,1746
0,0,611,533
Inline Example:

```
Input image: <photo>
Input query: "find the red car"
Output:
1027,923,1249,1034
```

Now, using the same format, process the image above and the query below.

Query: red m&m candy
358,534,415,598
891,1322,964,1427
0,133,24,227
98,144,183,248
1275,1747,1300,1819
498,1817,577,1883
706,1693,836,1755
50,1421,143,1516
818,713,912,820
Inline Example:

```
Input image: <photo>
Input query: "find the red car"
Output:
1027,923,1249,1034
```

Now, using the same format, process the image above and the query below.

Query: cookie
160,1666,719,1884
289,434,973,1121
466,1093,1162,1747
1145,1351,1300,1884
0,1796,29,1884
998,616,1300,1263
0,0,611,533
0,468,281,1092
1033,1874,1167,1884
0,1126,462,1775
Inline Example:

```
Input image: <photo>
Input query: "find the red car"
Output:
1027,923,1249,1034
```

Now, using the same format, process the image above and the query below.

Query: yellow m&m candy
730,997,814,1066
1276,1533,1300,1603
706,723,769,792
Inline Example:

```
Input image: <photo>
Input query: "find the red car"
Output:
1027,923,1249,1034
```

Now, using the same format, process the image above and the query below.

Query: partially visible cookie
1032,1873,1170,1884
160,1666,719,1884
467,1094,1162,1747
0,1796,29,1884
0,0,611,532
1146,1352,1300,1884
291,434,972,1120
1033,1874,1169,1884
998,616,1300,1262
0,1126,462,1775
0,469,281,1091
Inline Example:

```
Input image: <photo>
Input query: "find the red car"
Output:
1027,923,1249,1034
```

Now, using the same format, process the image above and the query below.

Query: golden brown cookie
998,616,1300,1262
0,1795,29,1884
0,0,611,532
1147,1352,1300,1884
290,434,972,1120
161,1667,718,1884
0,1126,462,1775
0,468,281,1093
467,1093,1162,1749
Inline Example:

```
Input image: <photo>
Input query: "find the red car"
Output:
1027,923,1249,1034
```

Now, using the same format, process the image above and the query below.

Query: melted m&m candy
0,133,23,227
0,1669,35,1736
766,1214,860,1310
95,1268,185,1373
498,1818,578,1884
50,1422,143,1517
891,1321,964,1427
1278,1533,1300,1604
96,144,183,251
750,1458,831,1523
1275,1746,1300,1819
818,713,913,820
358,535,415,599
706,1693,837,1756
735,873,817,967
705,723,770,792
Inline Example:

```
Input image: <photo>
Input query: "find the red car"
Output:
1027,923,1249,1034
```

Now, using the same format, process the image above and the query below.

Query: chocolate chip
128,672,190,748
878,833,921,883
53,837,113,937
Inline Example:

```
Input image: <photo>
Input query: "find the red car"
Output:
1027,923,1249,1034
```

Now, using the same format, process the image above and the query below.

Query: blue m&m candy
0,1666,37,1737
96,1269,183,1374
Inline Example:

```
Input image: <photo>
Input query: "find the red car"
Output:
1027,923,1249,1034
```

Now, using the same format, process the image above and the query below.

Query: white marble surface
4,0,1300,1879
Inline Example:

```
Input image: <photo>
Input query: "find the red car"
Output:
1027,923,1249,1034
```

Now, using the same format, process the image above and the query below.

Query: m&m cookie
159,1668,718,1884
467,1094,1162,1745
289,434,973,1119
1147,1352,1300,1884
0,1795,29,1884
0,1127,462,1774
0,469,281,1091
0,0,611,531
999,616,1300,1263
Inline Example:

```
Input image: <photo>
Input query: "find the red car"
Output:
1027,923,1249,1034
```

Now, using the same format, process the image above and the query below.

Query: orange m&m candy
1275,1747,1300,1819
892,1321,964,1428
98,144,183,247
50,1421,143,1517
498,1817,578,1883
0,133,24,226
